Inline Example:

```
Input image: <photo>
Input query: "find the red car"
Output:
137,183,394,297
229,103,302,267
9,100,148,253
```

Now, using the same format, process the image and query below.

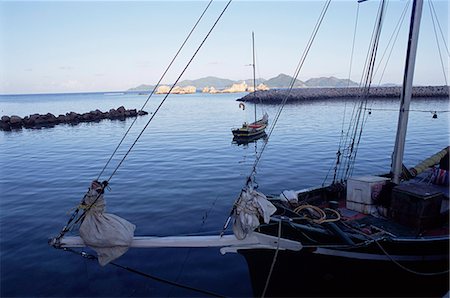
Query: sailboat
232,32,269,143
230,1,449,296
49,0,449,297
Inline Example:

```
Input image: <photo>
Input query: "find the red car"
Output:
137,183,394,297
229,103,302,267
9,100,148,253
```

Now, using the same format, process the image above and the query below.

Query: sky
0,0,448,94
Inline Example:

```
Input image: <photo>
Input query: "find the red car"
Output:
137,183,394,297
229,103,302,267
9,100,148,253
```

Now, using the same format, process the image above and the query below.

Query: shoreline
237,85,449,103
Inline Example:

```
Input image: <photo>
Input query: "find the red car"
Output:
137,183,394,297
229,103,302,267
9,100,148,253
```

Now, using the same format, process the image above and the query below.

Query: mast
252,31,257,123
391,0,423,184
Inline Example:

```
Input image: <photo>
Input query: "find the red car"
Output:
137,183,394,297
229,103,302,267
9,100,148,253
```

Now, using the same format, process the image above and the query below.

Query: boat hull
240,238,449,297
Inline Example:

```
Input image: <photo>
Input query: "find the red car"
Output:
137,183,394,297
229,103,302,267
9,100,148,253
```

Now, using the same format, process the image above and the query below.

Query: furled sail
79,181,136,266
232,188,276,240
409,146,449,177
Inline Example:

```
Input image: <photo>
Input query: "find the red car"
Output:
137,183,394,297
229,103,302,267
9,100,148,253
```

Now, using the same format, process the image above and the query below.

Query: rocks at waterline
237,85,449,103
0,106,149,131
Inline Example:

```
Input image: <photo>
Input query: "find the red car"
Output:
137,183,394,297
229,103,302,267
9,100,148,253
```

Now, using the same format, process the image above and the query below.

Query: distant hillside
264,73,305,88
128,84,155,92
177,76,235,89
128,74,362,91
305,76,358,87
240,78,267,86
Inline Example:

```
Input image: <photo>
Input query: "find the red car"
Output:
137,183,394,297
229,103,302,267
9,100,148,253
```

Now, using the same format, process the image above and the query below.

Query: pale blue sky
0,0,448,94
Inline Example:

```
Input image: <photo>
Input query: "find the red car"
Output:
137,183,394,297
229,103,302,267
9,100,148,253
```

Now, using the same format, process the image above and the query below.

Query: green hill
264,73,305,88
177,76,235,89
128,74,360,91
304,76,358,87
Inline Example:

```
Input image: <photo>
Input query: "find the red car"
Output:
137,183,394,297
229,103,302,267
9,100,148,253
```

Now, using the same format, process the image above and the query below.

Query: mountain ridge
127,74,360,91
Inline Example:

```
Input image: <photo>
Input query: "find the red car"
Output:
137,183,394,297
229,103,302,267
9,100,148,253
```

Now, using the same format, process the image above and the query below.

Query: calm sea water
0,91,448,297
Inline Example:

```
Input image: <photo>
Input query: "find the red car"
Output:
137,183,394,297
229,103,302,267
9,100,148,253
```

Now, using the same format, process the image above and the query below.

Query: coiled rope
293,205,341,224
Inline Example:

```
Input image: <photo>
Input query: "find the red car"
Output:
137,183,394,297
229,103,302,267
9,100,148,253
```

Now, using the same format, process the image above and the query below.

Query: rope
373,239,450,276
340,0,387,182
221,0,332,234
97,0,215,180
247,0,332,185
341,221,449,276
54,1,233,242
63,248,225,297
327,1,360,185
293,205,341,224
168,195,221,297
106,0,233,183
261,219,282,298
428,0,448,85
376,1,410,86
429,0,450,58
362,107,449,113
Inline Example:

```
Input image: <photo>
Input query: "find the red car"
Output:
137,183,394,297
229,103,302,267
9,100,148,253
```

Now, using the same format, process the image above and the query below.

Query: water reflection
232,132,267,146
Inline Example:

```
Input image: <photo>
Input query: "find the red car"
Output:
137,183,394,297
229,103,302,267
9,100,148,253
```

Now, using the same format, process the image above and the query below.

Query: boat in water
49,0,449,296
232,32,269,144
232,112,269,141
230,0,449,296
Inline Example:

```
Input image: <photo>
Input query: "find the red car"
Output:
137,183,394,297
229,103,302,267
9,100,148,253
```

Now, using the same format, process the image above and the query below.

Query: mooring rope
261,219,282,298
63,247,225,297
340,221,450,276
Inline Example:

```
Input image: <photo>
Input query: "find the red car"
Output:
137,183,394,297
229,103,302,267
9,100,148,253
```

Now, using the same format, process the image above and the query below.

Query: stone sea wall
238,85,449,103
0,106,149,131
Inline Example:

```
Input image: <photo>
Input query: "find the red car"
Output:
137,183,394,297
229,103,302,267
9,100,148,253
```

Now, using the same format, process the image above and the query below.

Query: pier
238,85,449,103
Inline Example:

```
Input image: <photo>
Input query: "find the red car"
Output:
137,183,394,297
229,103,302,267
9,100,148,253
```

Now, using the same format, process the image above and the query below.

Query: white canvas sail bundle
232,188,276,240
79,181,136,266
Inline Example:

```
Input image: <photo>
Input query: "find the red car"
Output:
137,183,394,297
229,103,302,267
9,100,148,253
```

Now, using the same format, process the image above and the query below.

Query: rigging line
252,31,257,123
58,1,233,233
428,0,448,85
342,0,387,181
220,0,332,235
63,248,225,297
429,0,450,57
376,1,410,86
261,219,282,298
329,2,360,185
373,239,450,276
169,194,222,297
251,0,332,178
339,222,450,276
363,107,449,113
106,0,233,183
288,0,331,90
354,0,406,177
348,109,371,178
261,0,332,157
97,0,215,180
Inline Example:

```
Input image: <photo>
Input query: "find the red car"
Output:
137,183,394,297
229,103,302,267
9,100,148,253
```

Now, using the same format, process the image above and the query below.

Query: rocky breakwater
238,85,449,103
0,106,149,131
